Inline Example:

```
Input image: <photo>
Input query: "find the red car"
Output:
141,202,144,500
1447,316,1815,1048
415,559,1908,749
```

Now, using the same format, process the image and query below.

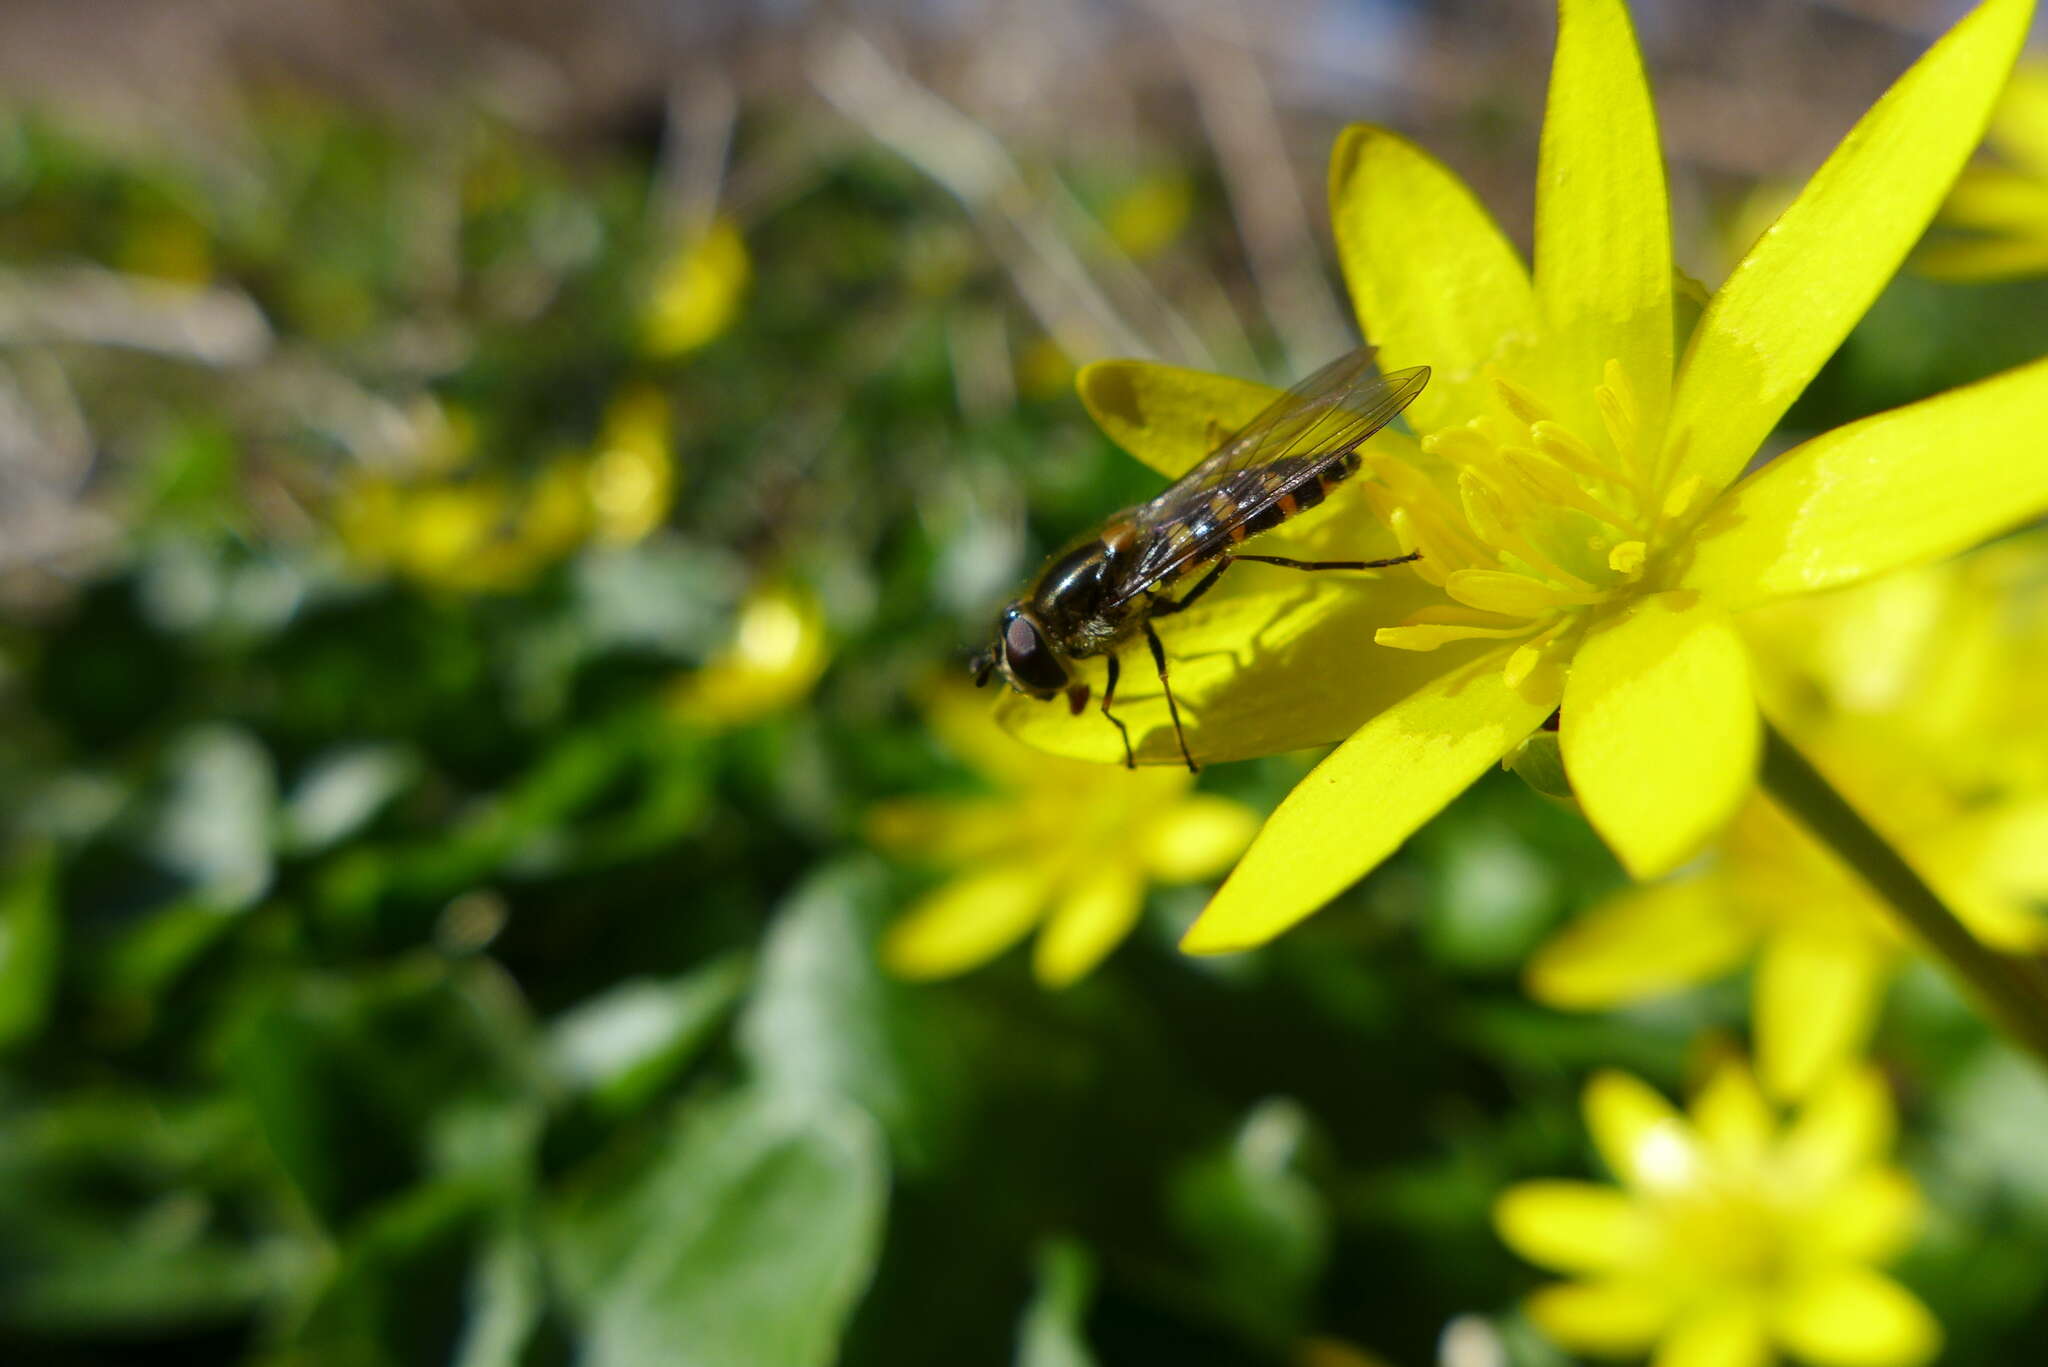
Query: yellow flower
667,582,831,727
873,689,1257,988
1529,545,2048,1099
1102,172,1195,260
1497,1059,1938,1367
1920,61,2048,279
1001,0,2048,953
585,384,676,545
642,217,750,358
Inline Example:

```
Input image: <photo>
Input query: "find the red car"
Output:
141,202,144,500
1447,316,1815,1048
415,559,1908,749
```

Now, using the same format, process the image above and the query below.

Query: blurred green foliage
2,90,2048,1367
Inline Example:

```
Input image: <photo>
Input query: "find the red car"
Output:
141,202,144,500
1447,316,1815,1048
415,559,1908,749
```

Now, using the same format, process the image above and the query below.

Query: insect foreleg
1143,620,1198,773
1100,653,1134,769
1233,550,1421,572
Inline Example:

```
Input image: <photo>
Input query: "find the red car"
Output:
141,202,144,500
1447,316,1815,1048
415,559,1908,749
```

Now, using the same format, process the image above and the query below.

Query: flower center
1362,359,1699,689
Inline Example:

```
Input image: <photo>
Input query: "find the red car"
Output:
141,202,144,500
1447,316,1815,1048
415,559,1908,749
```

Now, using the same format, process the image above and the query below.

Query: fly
971,346,1430,771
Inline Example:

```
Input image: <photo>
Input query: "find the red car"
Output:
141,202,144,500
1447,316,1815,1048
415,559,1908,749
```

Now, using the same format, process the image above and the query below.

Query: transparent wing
1106,348,1428,606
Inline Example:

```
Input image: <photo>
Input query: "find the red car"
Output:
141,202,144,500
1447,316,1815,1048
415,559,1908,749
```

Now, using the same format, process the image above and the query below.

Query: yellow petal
1535,0,1672,426
997,551,1453,767
1525,875,1755,1008
1683,357,2048,611
1990,59,2048,173
1077,360,1280,479
1179,647,1551,952
1585,1069,1701,1194
881,864,1051,980
1665,0,2036,493
1493,1180,1642,1274
1810,1167,1923,1265
1328,125,1544,434
1524,1280,1671,1354
1774,1269,1942,1367
1140,794,1260,882
1690,1057,1774,1168
1561,593,1759,878
1937,166,2048,231
1782,1065,1895,1190
1034,862,1146,988
866,797,1019,863
1652,1300,1772,1367
1912,232,2048,281
1755,930,1889,1102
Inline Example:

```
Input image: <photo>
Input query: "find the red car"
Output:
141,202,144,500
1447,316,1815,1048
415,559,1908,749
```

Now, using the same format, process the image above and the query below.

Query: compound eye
1002,612,1068,693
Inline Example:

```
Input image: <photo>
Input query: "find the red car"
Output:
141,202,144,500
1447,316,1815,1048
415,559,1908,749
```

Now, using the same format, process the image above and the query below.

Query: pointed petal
1653,1300,1772,1367
1535,0,1672,422
1524,1280,1672,1354
881,864,1051,980
1561,593,1759,878
1783,1064,1896,1190
1756,930,1890,1102
1033,862,1147,988
1179,646,1550,952
1683,357,2048,610
1329,125,1544,434
1494,1180,1644,1274
1811,1166,1923,1265
1665,0,2036,493
1078,361,1280,478
1139,794,1260,882
1774,1269,1942,1367
866,796,1021,863
1525,875,1755,1008
1691,1057,1774,1168
1585,1070,1702,1194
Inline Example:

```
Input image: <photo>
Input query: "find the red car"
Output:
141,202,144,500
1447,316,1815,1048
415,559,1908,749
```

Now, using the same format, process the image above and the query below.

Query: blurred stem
1761,722,2048,1069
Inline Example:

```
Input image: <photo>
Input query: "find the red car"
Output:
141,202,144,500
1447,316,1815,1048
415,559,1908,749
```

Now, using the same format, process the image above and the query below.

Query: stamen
1492,375,1556,427
1445,569,1605,617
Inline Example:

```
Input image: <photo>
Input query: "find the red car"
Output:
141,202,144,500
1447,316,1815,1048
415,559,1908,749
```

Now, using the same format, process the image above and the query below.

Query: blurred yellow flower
667,582,830,727
873,689,1257,988
1920,61,2048,279
642,217,751,358
1001,0,2048,958
1529,546,2048,1099
1103,172,1195,260
586,384,676,545
1497,1059,1938,1367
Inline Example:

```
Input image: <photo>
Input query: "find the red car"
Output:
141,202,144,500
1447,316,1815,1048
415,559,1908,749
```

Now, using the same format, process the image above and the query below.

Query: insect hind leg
1143,620,1198,773
1100,652,1134,769
1234,550,1421,572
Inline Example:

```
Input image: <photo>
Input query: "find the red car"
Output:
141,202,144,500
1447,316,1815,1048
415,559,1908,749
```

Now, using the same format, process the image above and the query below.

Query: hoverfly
972,346,1430,771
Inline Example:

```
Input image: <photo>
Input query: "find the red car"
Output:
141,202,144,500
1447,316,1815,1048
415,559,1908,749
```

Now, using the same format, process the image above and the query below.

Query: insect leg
1234,550,1421,572
1143,620,1198,773
1149,554,1234,620
1100,652,1134,769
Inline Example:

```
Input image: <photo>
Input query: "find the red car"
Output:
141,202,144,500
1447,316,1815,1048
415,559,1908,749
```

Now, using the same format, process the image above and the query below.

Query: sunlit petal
1585,1069,1701,1194
1774,1268,1942,1367
1524,1279,1672,1353
1329,125,1545,433
1494,1180,1643,1274
1690,1057,1774,1168
1810,1167,1923,1265
1665,0,2035,492
1077,361,1280,479
1180,646,1551,952
1683,357,2048,610
1562,593,1759,878
1535,0,1672,426
1525,875,1755,1008
1756,930,1889,1102
882,864,1051,980
1140,794,1260,882
1034,862,1147,988
1782,1065,1895,1190
1652,1299,1771,1367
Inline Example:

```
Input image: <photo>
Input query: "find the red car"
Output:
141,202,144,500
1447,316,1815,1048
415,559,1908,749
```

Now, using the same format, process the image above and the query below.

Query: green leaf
1016,1239,1101,1367
549,1086,886,1367
736,859,964,1170
545,954,751,1115
0,845,60,1048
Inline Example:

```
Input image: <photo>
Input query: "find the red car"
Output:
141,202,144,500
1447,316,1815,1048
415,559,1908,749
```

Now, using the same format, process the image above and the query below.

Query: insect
971,346,1430,771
